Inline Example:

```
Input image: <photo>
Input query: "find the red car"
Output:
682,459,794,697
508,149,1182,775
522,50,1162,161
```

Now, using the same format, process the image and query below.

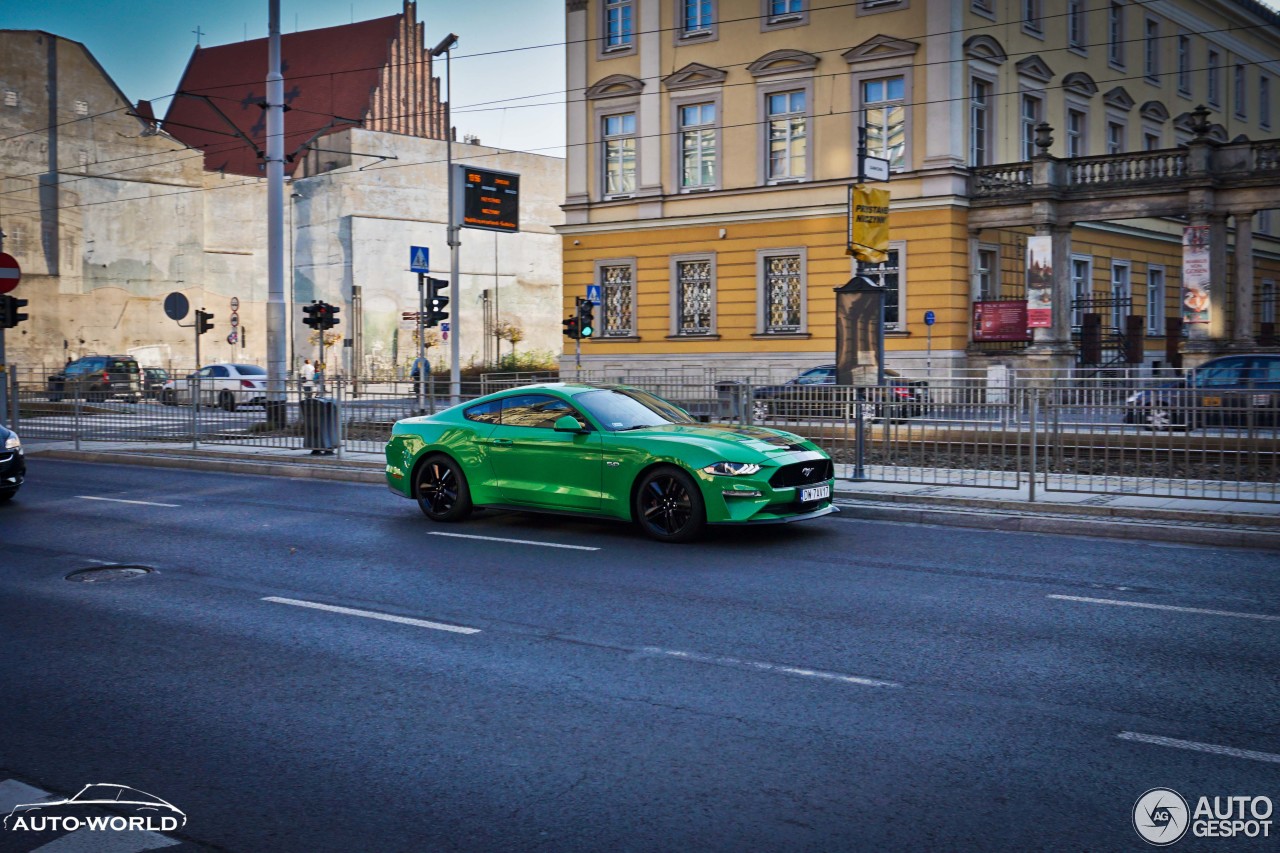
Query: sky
4,0,567,158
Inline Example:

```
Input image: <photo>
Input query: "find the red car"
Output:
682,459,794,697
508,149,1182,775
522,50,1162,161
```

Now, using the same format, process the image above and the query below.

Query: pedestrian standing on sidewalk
300,358,315,393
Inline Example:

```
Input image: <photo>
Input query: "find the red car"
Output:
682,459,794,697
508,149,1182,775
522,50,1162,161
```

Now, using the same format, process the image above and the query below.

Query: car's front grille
769,459,833,488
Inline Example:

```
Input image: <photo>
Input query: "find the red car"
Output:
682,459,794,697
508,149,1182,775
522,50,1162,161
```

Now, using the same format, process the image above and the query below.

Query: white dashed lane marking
1117,732,1280,765
1048,594,1280,623
76,496,180,508
262,596,482,634
427,531,600,551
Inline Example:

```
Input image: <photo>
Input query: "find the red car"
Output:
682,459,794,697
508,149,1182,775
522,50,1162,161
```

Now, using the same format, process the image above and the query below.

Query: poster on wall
1182,225,1211,324
1025,234,1053,328
972,300,1032,342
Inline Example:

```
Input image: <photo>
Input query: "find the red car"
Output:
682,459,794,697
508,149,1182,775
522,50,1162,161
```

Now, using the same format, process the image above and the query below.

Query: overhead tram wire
2,0,1268,146
4,3,1279,211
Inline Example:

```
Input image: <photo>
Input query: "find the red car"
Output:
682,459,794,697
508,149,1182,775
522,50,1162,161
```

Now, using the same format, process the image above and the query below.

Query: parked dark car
46,355,142,402
751,364,929,423
0,422,24,502
141,367,170,400
1124,354,1280,430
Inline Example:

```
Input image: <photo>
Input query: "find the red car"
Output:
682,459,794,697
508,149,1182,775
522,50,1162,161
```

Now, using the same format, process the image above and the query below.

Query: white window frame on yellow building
1147,264,1166,335
969,75,996,166
859,74,910,172
857,0,908,19
675,0,718,44
668,252,718,338
1109,2,1127,70
1071,254,1093,330
1207,48,1222,107
1144,16,1162,85
1177,33,1192,97
757,81,813,184
975,243,1000,300
1065,103,1089,157
1067,0,1087,54
755,247,809,337
670,93,722,192
601,0,637,59
761,0,807,31
597,107,639,200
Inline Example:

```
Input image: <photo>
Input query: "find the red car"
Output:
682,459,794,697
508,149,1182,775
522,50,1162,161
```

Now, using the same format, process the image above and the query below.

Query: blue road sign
410,246,430,273
924,310,936,326
586,284,602,305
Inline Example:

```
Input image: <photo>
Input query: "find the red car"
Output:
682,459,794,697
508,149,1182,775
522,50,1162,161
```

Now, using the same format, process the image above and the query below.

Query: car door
195,365,229,405
1241,356,1280,428
1190,358,1244,427
485,393,602,511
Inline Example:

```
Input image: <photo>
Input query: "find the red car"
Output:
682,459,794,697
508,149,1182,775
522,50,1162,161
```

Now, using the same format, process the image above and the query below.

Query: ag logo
1134,788,1189,846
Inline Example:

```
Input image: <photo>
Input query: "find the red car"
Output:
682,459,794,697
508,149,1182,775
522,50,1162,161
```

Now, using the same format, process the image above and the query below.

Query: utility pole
265,0,288,426
431,34,460,405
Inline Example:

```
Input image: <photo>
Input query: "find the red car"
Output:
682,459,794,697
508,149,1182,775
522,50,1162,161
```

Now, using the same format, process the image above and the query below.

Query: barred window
764,255,802,333
601,263,634,336
858,248,902,330
676,260,713,335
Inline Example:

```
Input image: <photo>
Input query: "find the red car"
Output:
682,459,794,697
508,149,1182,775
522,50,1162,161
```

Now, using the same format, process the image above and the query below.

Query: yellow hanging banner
847,184,890,264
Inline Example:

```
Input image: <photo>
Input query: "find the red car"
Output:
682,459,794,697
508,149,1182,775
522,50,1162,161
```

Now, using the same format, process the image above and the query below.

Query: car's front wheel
634,466,705,543
415,454,473,522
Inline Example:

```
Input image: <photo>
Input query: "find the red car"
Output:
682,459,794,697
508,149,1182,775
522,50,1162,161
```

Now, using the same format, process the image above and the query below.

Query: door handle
490,438,514,446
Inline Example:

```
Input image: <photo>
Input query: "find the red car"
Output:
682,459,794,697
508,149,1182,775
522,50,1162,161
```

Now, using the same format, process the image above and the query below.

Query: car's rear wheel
415,454,472,522
219,390,237,412
634,466,705,543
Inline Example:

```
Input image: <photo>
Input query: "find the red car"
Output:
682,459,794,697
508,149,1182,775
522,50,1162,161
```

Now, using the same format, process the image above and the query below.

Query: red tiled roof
162,15,400,177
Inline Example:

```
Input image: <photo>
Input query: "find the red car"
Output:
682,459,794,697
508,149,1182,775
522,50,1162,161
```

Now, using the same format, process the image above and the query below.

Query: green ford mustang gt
384,383,837,542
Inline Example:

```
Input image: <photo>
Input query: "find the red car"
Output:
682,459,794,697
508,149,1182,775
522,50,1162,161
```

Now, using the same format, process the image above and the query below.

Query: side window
197,367,215,379
463,400,502,424
795,369,829,385
1257,358,1280,385
1194,359,1242,387
500,394,580,429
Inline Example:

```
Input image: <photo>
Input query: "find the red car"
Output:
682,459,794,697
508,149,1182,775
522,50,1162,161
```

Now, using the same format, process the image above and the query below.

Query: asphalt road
1,460,1278,852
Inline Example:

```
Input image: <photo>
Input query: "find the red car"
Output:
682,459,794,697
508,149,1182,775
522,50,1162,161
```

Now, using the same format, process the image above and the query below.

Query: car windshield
107,360,139,373
574,388,696,431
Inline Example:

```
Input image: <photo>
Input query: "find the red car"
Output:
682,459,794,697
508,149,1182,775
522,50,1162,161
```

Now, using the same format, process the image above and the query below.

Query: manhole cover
66,565,154,583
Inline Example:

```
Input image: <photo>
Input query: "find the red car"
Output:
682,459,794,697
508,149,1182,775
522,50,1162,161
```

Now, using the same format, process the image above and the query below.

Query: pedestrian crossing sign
410,246,430,273
586,284,601,305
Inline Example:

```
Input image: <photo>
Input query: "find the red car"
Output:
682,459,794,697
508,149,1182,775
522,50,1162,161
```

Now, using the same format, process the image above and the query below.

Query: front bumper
0,451,26,493
708,503,839,525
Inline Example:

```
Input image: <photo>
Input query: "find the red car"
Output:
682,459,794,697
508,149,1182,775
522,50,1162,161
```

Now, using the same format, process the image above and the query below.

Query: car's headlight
702,461,761,476
5,433,20,452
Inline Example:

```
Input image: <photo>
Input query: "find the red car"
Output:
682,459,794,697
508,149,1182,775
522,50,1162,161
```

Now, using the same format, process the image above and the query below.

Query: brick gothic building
163,0,447,177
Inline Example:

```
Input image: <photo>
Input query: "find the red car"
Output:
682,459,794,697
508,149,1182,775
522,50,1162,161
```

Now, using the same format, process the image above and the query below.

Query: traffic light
578,299,595,339
195,309,214,335
0,295,28,329
318,301,341,331
562,314,580,340
303,301,321,329
425,277,449,328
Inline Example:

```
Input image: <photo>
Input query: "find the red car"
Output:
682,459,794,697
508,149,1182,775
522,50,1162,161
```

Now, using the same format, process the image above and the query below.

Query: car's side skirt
471,503,629,524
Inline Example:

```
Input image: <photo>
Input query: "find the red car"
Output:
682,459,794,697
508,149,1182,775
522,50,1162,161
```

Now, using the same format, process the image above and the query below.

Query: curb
31,448,1280,551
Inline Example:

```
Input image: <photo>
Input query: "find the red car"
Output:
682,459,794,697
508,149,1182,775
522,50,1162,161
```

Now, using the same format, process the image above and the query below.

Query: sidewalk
25,440,1280,551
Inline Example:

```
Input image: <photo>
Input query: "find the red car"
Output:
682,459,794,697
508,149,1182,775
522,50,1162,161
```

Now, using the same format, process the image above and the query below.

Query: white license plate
799,484,830,502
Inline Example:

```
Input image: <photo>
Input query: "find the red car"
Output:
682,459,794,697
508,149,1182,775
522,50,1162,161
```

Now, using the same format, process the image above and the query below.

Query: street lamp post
430,33,460,405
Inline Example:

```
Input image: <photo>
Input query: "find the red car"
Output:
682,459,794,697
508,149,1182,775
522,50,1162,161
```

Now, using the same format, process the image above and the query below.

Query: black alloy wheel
635,466,705,543
415,454,472,522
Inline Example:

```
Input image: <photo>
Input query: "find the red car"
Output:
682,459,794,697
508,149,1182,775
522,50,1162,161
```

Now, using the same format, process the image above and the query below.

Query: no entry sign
0,253,20,294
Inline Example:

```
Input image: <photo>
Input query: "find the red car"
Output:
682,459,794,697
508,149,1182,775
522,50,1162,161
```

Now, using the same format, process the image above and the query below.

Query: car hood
613,422,815,457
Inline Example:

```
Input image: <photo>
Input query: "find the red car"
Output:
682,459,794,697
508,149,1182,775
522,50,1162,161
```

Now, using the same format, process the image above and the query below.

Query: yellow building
560,0,1280,376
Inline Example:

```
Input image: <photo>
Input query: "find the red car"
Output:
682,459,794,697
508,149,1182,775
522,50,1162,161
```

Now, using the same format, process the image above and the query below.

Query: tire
634,465,705,543
160,389,176,406
87,386,107,403
414,454,473,522
219,390,237,412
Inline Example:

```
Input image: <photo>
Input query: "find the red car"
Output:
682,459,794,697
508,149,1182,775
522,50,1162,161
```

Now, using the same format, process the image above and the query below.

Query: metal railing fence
8,371,1277,503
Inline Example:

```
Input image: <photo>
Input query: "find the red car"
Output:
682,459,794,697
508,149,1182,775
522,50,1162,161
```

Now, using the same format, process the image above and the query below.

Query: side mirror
553,414,587,433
